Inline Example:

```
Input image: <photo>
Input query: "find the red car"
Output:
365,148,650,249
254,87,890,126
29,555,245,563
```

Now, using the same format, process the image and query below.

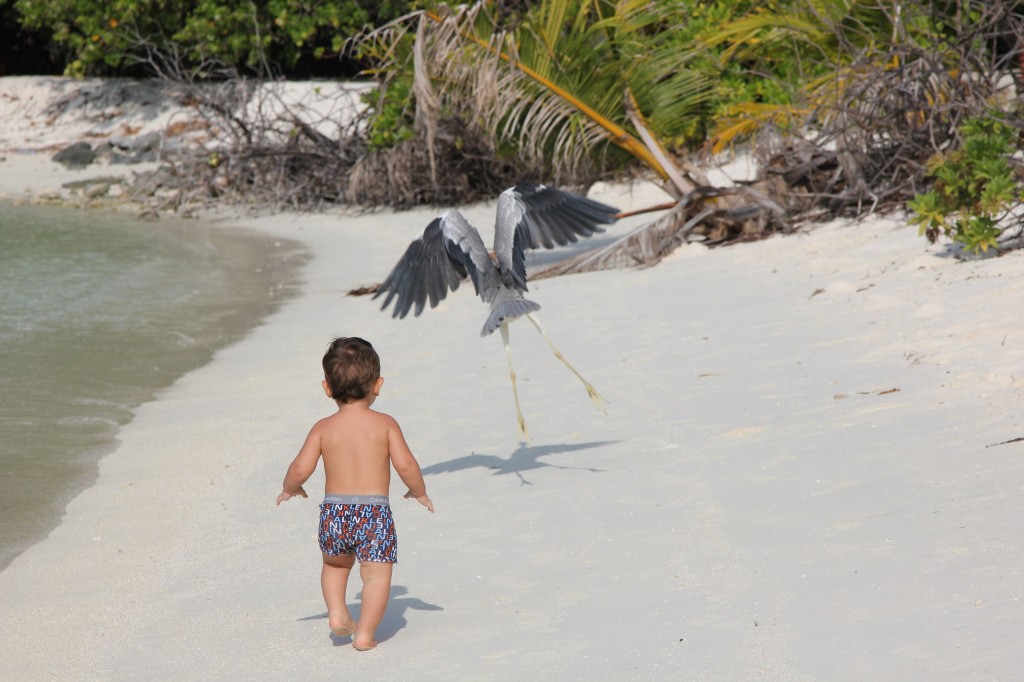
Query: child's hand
405,490,434,513
276,486,307,505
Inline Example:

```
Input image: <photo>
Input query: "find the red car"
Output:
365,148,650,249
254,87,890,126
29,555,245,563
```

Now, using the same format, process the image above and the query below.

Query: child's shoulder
368,407,400,427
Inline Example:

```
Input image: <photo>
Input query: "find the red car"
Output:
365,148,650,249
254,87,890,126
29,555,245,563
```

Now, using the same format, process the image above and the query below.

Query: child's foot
329,619,355,637
353,639,377,651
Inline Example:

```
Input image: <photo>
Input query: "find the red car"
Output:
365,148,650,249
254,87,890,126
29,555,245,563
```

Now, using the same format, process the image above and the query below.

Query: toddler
277,337,433,651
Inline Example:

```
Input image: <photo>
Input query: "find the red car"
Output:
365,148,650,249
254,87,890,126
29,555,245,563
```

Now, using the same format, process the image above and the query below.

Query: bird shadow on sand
298,585,443,646
420,440,617,486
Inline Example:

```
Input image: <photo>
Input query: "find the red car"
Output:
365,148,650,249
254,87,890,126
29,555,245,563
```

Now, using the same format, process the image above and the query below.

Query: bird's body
373,182,619,441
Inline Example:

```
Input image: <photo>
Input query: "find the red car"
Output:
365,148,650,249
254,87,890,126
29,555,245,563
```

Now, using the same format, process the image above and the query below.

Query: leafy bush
361,78,416,150
11,0,418,76
908,115,1023,254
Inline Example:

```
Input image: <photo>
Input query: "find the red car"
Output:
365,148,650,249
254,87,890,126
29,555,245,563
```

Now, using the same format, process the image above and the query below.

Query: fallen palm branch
531,183,789,279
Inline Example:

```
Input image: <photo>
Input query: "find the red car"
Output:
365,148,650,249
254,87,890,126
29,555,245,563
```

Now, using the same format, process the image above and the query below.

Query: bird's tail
481,298,541,337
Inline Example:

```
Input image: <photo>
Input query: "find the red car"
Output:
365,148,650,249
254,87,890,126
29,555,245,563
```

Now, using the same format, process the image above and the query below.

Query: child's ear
372,377,384,396
322,380,332,397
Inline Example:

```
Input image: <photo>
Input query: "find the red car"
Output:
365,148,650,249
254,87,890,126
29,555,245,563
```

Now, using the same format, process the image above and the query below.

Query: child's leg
321,553,356,635
353,561,393,650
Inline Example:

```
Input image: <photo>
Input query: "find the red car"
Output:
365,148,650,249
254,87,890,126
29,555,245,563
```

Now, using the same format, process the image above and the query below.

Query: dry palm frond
532,181,790,280
413,14,442,187
416,6,632,186
358,2,712,194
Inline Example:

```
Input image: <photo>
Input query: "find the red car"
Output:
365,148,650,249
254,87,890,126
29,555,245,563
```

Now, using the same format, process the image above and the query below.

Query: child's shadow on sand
420,440,615,485
299,585,443,645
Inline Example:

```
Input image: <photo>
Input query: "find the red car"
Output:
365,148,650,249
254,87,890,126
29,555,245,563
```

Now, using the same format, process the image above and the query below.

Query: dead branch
755,0,1024,219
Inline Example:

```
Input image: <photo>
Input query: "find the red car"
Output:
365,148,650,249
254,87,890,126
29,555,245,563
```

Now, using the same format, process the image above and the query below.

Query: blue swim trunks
318,494,397,563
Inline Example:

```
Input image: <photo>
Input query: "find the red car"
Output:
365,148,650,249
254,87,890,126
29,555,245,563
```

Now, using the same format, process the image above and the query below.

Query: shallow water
0,202,306,570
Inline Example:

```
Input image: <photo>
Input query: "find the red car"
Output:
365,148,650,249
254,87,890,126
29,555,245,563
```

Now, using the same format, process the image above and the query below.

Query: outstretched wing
493,183,619,287
373,210,493,319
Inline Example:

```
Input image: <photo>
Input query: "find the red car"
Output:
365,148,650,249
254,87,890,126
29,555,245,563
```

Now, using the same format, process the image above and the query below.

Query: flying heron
372,182,619,441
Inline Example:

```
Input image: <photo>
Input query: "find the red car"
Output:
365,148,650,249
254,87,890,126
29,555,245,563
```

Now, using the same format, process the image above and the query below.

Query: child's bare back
314,405,420,498
276,337,432,651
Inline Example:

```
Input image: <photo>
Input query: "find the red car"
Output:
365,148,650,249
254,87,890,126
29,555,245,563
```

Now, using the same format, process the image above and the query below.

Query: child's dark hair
322,337,381,403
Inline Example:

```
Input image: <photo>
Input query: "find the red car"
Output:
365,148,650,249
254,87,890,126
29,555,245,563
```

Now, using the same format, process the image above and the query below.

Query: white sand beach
3,78,1024,680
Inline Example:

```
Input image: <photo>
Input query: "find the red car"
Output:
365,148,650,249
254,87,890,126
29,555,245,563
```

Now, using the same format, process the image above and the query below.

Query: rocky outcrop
52,141,96,168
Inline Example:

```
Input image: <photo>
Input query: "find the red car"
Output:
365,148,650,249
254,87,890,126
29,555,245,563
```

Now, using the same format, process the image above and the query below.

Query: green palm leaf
360,1,712,193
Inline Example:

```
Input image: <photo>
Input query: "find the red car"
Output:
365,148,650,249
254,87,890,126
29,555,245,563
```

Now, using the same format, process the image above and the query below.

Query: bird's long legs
525,313,607,412
500,322,531,443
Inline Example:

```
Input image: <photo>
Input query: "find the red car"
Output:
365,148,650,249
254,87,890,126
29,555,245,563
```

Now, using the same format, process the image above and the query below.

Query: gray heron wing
493,183,619,286
373,210,493,319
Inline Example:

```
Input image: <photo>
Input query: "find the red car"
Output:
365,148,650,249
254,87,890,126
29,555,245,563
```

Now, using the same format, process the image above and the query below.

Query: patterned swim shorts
318,494,397,563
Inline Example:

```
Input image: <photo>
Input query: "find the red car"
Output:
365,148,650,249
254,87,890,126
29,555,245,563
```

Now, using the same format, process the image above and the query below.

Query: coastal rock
52,142,96,169
131,132,163,152
99,132,164,164
108,131,162,153
94,145,131,165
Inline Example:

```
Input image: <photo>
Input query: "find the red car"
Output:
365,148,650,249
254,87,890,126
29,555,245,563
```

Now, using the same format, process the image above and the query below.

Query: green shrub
908,115,1023,254
10,0,418,76
361,78,416,150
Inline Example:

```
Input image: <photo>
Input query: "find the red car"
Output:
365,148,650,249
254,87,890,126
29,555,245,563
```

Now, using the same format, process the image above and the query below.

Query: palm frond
710,102,812,155
360,1,712,192
701,10,829,61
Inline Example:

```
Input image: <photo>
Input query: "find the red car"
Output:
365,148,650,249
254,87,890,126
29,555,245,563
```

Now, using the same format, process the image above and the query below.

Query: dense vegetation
3,0,1024,256
0,0,421,77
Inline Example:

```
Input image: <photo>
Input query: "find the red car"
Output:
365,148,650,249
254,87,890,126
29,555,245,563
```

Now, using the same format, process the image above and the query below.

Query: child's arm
386,417,434,513
276,422,323,505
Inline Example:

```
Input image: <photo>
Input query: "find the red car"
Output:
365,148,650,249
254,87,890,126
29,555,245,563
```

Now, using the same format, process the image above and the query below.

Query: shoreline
4,77,1024,678
0,199,308,572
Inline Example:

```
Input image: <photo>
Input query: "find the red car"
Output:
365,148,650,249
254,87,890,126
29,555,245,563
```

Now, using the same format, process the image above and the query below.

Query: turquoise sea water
0,202,305,570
